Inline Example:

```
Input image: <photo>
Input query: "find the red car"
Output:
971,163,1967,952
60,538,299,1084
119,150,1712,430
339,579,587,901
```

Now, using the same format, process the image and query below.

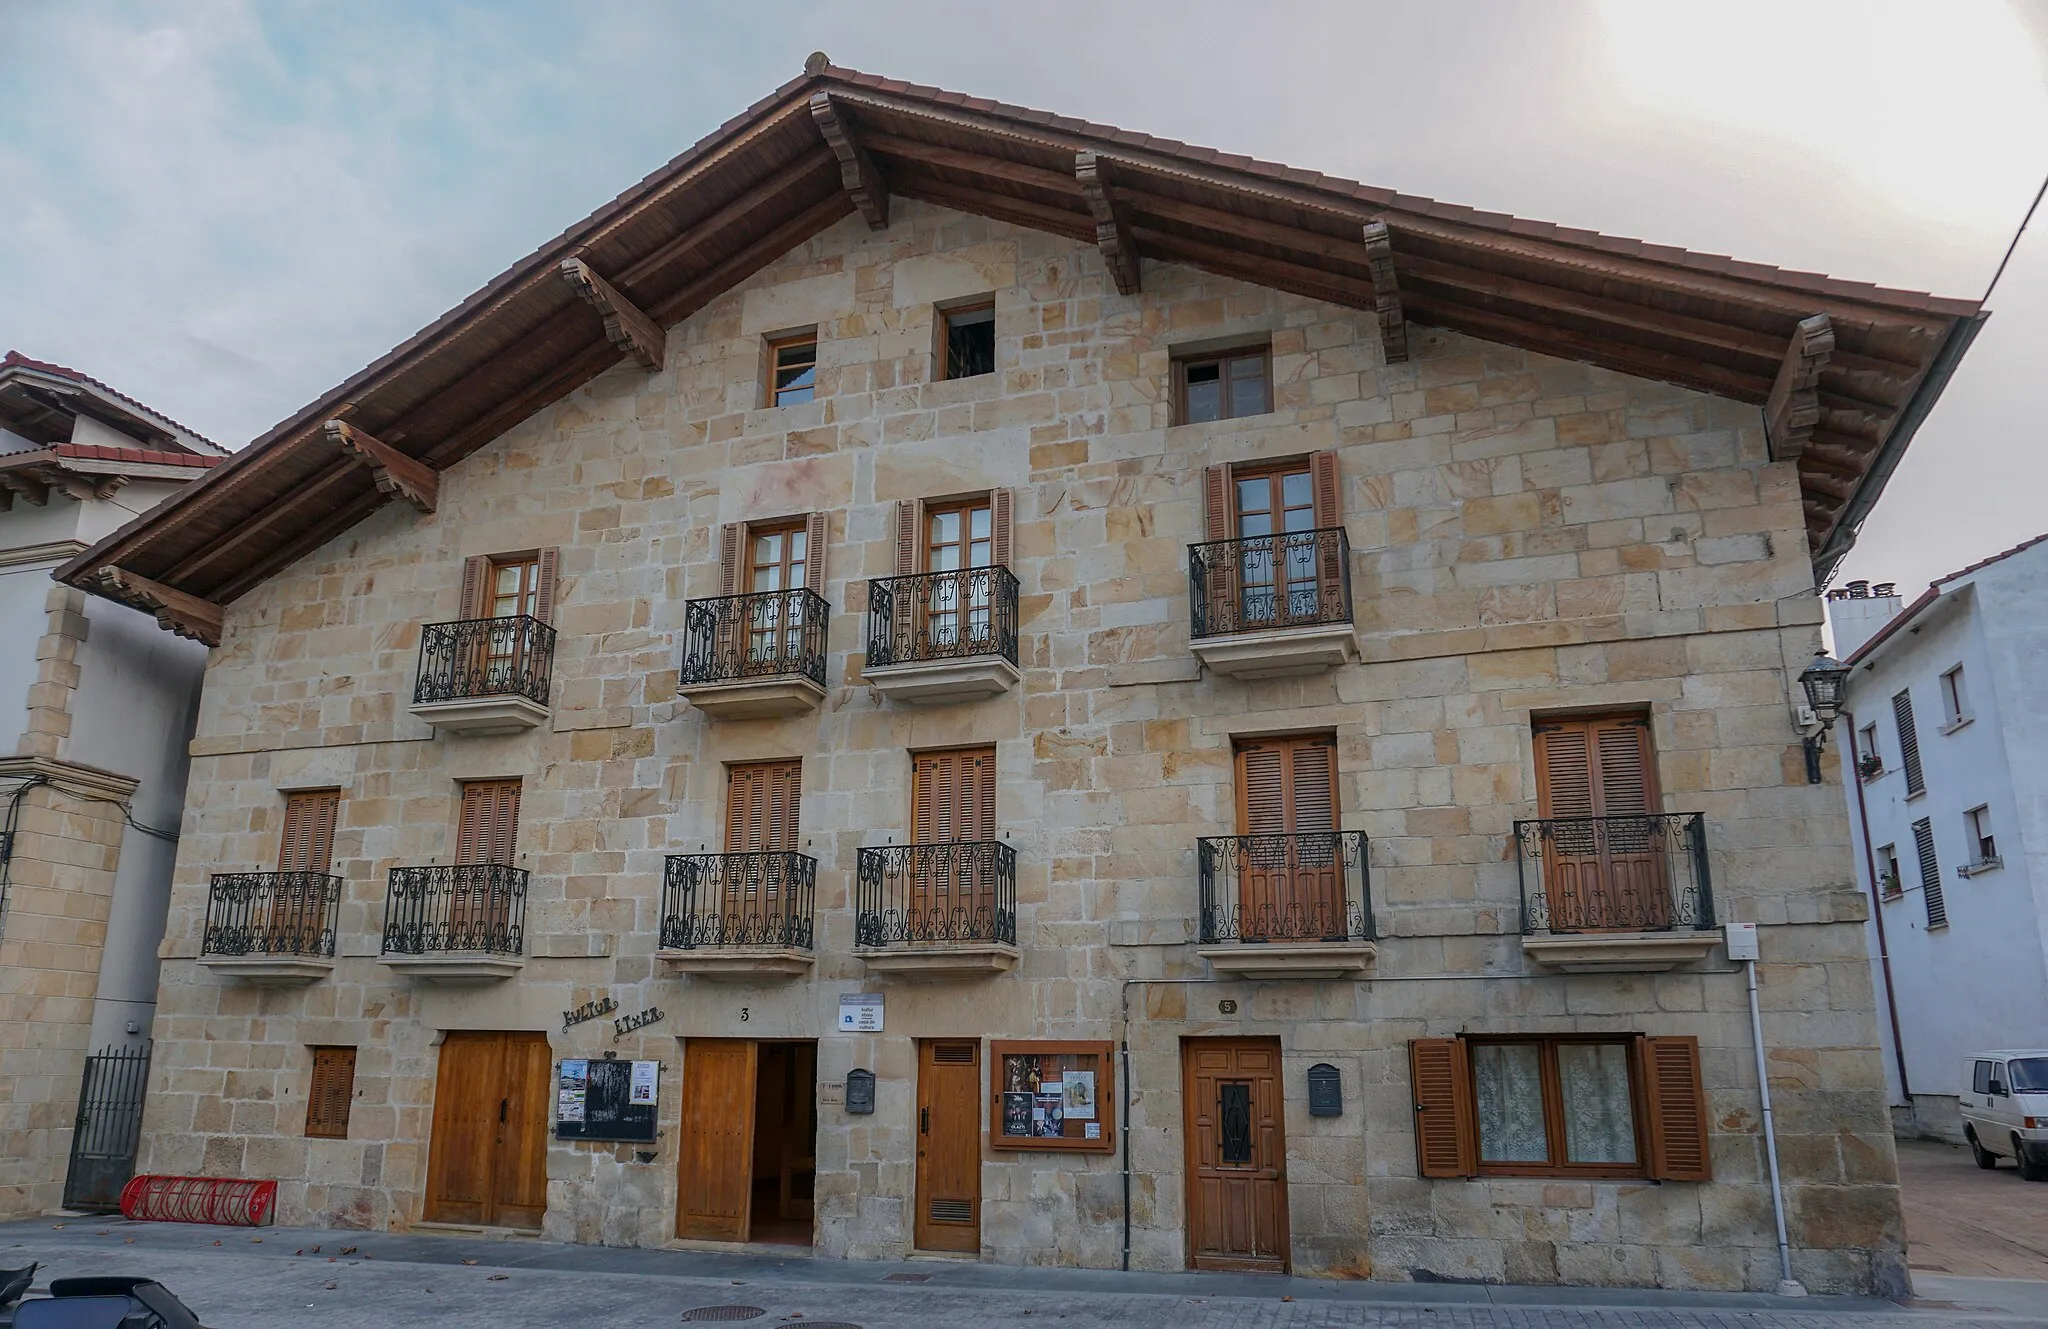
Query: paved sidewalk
1900,1138,2048,1280
3,1218,2044,1328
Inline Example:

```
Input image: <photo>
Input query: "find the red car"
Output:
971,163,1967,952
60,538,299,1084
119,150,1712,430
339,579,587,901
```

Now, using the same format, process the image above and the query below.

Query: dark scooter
0,1267,209,1329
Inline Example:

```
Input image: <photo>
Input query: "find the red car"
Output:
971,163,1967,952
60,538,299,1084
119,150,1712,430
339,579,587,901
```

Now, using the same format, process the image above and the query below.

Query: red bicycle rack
118,1176,277,1226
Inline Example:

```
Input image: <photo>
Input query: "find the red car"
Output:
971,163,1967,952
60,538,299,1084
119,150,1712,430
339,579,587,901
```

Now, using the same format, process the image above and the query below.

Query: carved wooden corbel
810,92,889,230
1764,314,1835,460
0,471,48,507
323,420,438,514
558,258,666,372
1361,221,1408,364
1075,152,1141,296
98,567,224,646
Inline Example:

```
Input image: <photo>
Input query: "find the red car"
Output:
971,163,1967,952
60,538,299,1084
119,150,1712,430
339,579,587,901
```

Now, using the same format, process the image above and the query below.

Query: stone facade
142,199,1902,1292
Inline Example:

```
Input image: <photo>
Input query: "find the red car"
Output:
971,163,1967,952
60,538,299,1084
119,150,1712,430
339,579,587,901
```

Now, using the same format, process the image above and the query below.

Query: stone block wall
142,199,1900,1291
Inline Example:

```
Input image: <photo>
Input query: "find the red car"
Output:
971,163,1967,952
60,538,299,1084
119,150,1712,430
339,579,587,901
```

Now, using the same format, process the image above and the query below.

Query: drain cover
881,1274,931,1283
682,1309,766,1323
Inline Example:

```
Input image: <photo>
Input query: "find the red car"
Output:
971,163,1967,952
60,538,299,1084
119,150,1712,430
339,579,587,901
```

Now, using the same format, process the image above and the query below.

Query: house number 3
740,1007,750,1021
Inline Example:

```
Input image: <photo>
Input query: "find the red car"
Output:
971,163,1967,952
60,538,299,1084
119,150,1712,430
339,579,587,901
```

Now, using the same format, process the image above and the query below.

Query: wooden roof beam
810,92,889,230
1764,314,1835,460
1075,152,1140,296
324,420,438,514
859,130,1080,198
559,258,666,372
616,151,834,288
890,173,1094,243
97,567,223,646
1361,221,1408,364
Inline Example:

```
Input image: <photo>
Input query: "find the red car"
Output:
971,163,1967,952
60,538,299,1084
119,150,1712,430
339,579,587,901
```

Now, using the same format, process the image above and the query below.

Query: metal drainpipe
1744,946,1805,1298
1843,711,1913,1103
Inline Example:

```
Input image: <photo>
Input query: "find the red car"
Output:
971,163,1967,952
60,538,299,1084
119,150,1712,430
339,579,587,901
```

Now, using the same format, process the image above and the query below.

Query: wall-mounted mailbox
846,1068,876,1115
1306,1062,1342,1117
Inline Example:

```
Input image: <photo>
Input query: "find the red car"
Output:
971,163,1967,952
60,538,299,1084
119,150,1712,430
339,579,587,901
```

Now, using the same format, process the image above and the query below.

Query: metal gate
63,1044,151,1211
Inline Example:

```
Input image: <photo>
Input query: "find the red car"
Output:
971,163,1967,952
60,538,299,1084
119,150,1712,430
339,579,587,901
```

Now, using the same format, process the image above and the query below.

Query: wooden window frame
988,1039,1115,1154
1463,1034,1649,1180
460,549,559,623
938,300,997,382
766,330,819,408
1173,345,1272,426
306,1045,357,1140
921,496,996,573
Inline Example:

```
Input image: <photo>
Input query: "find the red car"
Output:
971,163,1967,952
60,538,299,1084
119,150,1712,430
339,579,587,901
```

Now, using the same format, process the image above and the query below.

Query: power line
1983,168,2048,305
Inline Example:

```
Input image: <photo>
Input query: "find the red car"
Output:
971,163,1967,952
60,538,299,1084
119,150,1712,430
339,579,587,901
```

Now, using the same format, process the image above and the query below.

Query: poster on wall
1002,1093,1032,1138
1060,1071,1096,1120
554,1057,658,1142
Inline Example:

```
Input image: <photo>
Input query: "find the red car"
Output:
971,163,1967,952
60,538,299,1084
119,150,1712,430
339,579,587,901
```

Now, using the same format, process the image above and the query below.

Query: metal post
1745,953,1806,1297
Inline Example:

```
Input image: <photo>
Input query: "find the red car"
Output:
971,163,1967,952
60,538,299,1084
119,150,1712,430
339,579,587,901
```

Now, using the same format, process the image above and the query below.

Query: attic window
1176,347,1270,424
943,303,996,380
769,332,818,407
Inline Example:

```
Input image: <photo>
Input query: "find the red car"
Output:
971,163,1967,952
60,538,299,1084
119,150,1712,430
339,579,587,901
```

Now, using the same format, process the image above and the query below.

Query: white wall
1839,555,2048,1110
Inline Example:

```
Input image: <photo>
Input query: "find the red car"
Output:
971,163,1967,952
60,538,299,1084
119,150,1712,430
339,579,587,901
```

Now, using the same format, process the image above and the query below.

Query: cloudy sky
3,0,2044,597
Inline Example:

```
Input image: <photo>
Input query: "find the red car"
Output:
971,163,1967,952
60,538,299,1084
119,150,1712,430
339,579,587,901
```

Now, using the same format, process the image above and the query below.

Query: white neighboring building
1828,536,2048,1140
0,351,225,1217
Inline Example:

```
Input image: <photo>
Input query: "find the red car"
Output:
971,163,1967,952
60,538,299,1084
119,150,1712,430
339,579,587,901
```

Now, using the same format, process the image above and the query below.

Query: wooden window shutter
970,747,996,840
1639,1035,1711,1182
456,779,522,866
534,548,560,623
459,554,491,620
278,790,340,873
1235,737,1336,836
1533,715,1658,819
803,512,828,594
893,500,920,575
1202,464,1233,542
1893,690,1924,796
990,488,1014,568
1309,450,1342,528
306,1046,357,1140
719,523,744,597
727,760,801,853
1912,817,1947,929
912,747,995,844
1409,1038,1475,1178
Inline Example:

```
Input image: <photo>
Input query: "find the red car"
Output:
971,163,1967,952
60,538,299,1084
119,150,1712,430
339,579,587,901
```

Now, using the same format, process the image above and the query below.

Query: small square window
942,303,996,380
768,333,818,407
1940,666,1969,727
1176,347,1271,424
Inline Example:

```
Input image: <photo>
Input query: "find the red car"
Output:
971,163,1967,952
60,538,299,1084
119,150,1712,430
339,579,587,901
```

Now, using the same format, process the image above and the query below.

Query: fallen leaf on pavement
250,1238,262,1244
487,1274,509,1282
340,1247,357,1255
323,1283,337,1291
461,1259,478,1266
211,1241,222,1247
1281,1296,1294,1303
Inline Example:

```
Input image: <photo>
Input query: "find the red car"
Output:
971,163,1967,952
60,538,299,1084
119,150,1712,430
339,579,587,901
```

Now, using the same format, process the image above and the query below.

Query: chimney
1826,579,1906,658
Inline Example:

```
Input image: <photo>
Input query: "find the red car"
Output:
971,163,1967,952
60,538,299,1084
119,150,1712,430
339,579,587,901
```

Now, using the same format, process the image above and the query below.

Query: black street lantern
1797,650,1852,784
1798,650,1851,726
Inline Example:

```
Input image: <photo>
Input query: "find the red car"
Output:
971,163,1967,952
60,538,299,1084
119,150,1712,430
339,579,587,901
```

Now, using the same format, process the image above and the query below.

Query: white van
1960,1050,2048,1180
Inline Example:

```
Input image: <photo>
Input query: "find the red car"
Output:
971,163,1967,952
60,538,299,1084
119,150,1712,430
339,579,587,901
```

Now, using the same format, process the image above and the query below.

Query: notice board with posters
554,1056,659,1142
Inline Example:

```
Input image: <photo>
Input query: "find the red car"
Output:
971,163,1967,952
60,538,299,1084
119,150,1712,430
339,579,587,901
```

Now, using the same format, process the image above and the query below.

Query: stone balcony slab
656,946,815,979
1520,931,1720,973
1197,941,1377,980
408,694,549,736
1191,622,1359,680
196,955,334,987
854,943,1019,978
862,655,1020,705
379,953,525,986
678,674,826,720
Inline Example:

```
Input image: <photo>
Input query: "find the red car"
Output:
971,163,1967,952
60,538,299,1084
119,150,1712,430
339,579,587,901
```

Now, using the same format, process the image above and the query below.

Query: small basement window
1176,347,1270,424
942,303,996,380
768,332,818,407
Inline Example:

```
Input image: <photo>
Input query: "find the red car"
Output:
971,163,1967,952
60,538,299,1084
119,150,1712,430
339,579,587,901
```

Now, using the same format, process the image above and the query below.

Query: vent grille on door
932,1043,976,1065
928,1198,974,1224
1219,1082,1253,1165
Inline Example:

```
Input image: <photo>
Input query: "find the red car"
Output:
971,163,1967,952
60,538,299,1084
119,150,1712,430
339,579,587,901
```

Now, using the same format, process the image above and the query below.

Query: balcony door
456,550,556,693
746,521,808,666
1532,715,1668,931
1202,455,1342,634
272,790,339,944
925,499,994,651
725,760,802,934
1234,737,1341,941
911,747,997,935
453,778,521,941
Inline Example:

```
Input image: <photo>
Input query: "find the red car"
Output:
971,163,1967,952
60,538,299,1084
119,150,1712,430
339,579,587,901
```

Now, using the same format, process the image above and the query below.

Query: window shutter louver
1236,742,1288,836
1202,464,1233,542
1893,690,1924,797
990,489,1014,568
1592,721,1654,816
1912,817,1947,929
1409,1038,1475,1178
1640,1035,1711,1181
726,761,801,853
457,779,522,866
1534,726,1595,820
770,760,802,853
459,555,491,620
803,512,828,595
306,1046,357,1140
1309,451,1342,528
278,791,340,873
534,548,560,623
719,524,743,597
912,748,995,844
1534,716,1658,819
893,500,920,576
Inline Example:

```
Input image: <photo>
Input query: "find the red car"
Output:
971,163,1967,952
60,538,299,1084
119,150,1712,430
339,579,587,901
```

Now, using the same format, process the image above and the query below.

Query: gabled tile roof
2,350,226,455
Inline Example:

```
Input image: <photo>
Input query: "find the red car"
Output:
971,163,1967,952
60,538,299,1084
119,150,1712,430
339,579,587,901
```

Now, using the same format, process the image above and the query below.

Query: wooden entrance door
1183,1038,1289,1272
678,1039,758,1241
423,1031,550,1229
1532,714,1668,931
914,1039,981,1253
1235,737,1342,940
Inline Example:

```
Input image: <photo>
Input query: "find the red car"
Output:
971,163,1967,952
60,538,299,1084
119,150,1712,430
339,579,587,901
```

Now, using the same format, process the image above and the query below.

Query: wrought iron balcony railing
865,567,1020,668
1188,527,1351,639
201,872,343,957
1514,813,1715,934
381,864,527,955
680,587,829,688
413,615,556,706
660,851,817,950
855,841,1017,947
1197,832,1374,944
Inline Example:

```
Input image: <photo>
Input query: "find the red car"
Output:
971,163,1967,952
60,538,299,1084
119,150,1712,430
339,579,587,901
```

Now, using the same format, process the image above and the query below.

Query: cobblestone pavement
4,1219,2045,1329
1899,1137,2048,1280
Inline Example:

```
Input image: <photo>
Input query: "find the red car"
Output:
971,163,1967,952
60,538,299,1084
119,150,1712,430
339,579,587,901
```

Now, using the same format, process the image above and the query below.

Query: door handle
920,1106,929,1135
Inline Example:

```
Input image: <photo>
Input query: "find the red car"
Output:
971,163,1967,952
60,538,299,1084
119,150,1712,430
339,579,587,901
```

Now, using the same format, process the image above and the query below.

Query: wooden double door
1532,714,1669,931
677,1039,818,1244
1183,1038,1289,1272
423,1031,551,1229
